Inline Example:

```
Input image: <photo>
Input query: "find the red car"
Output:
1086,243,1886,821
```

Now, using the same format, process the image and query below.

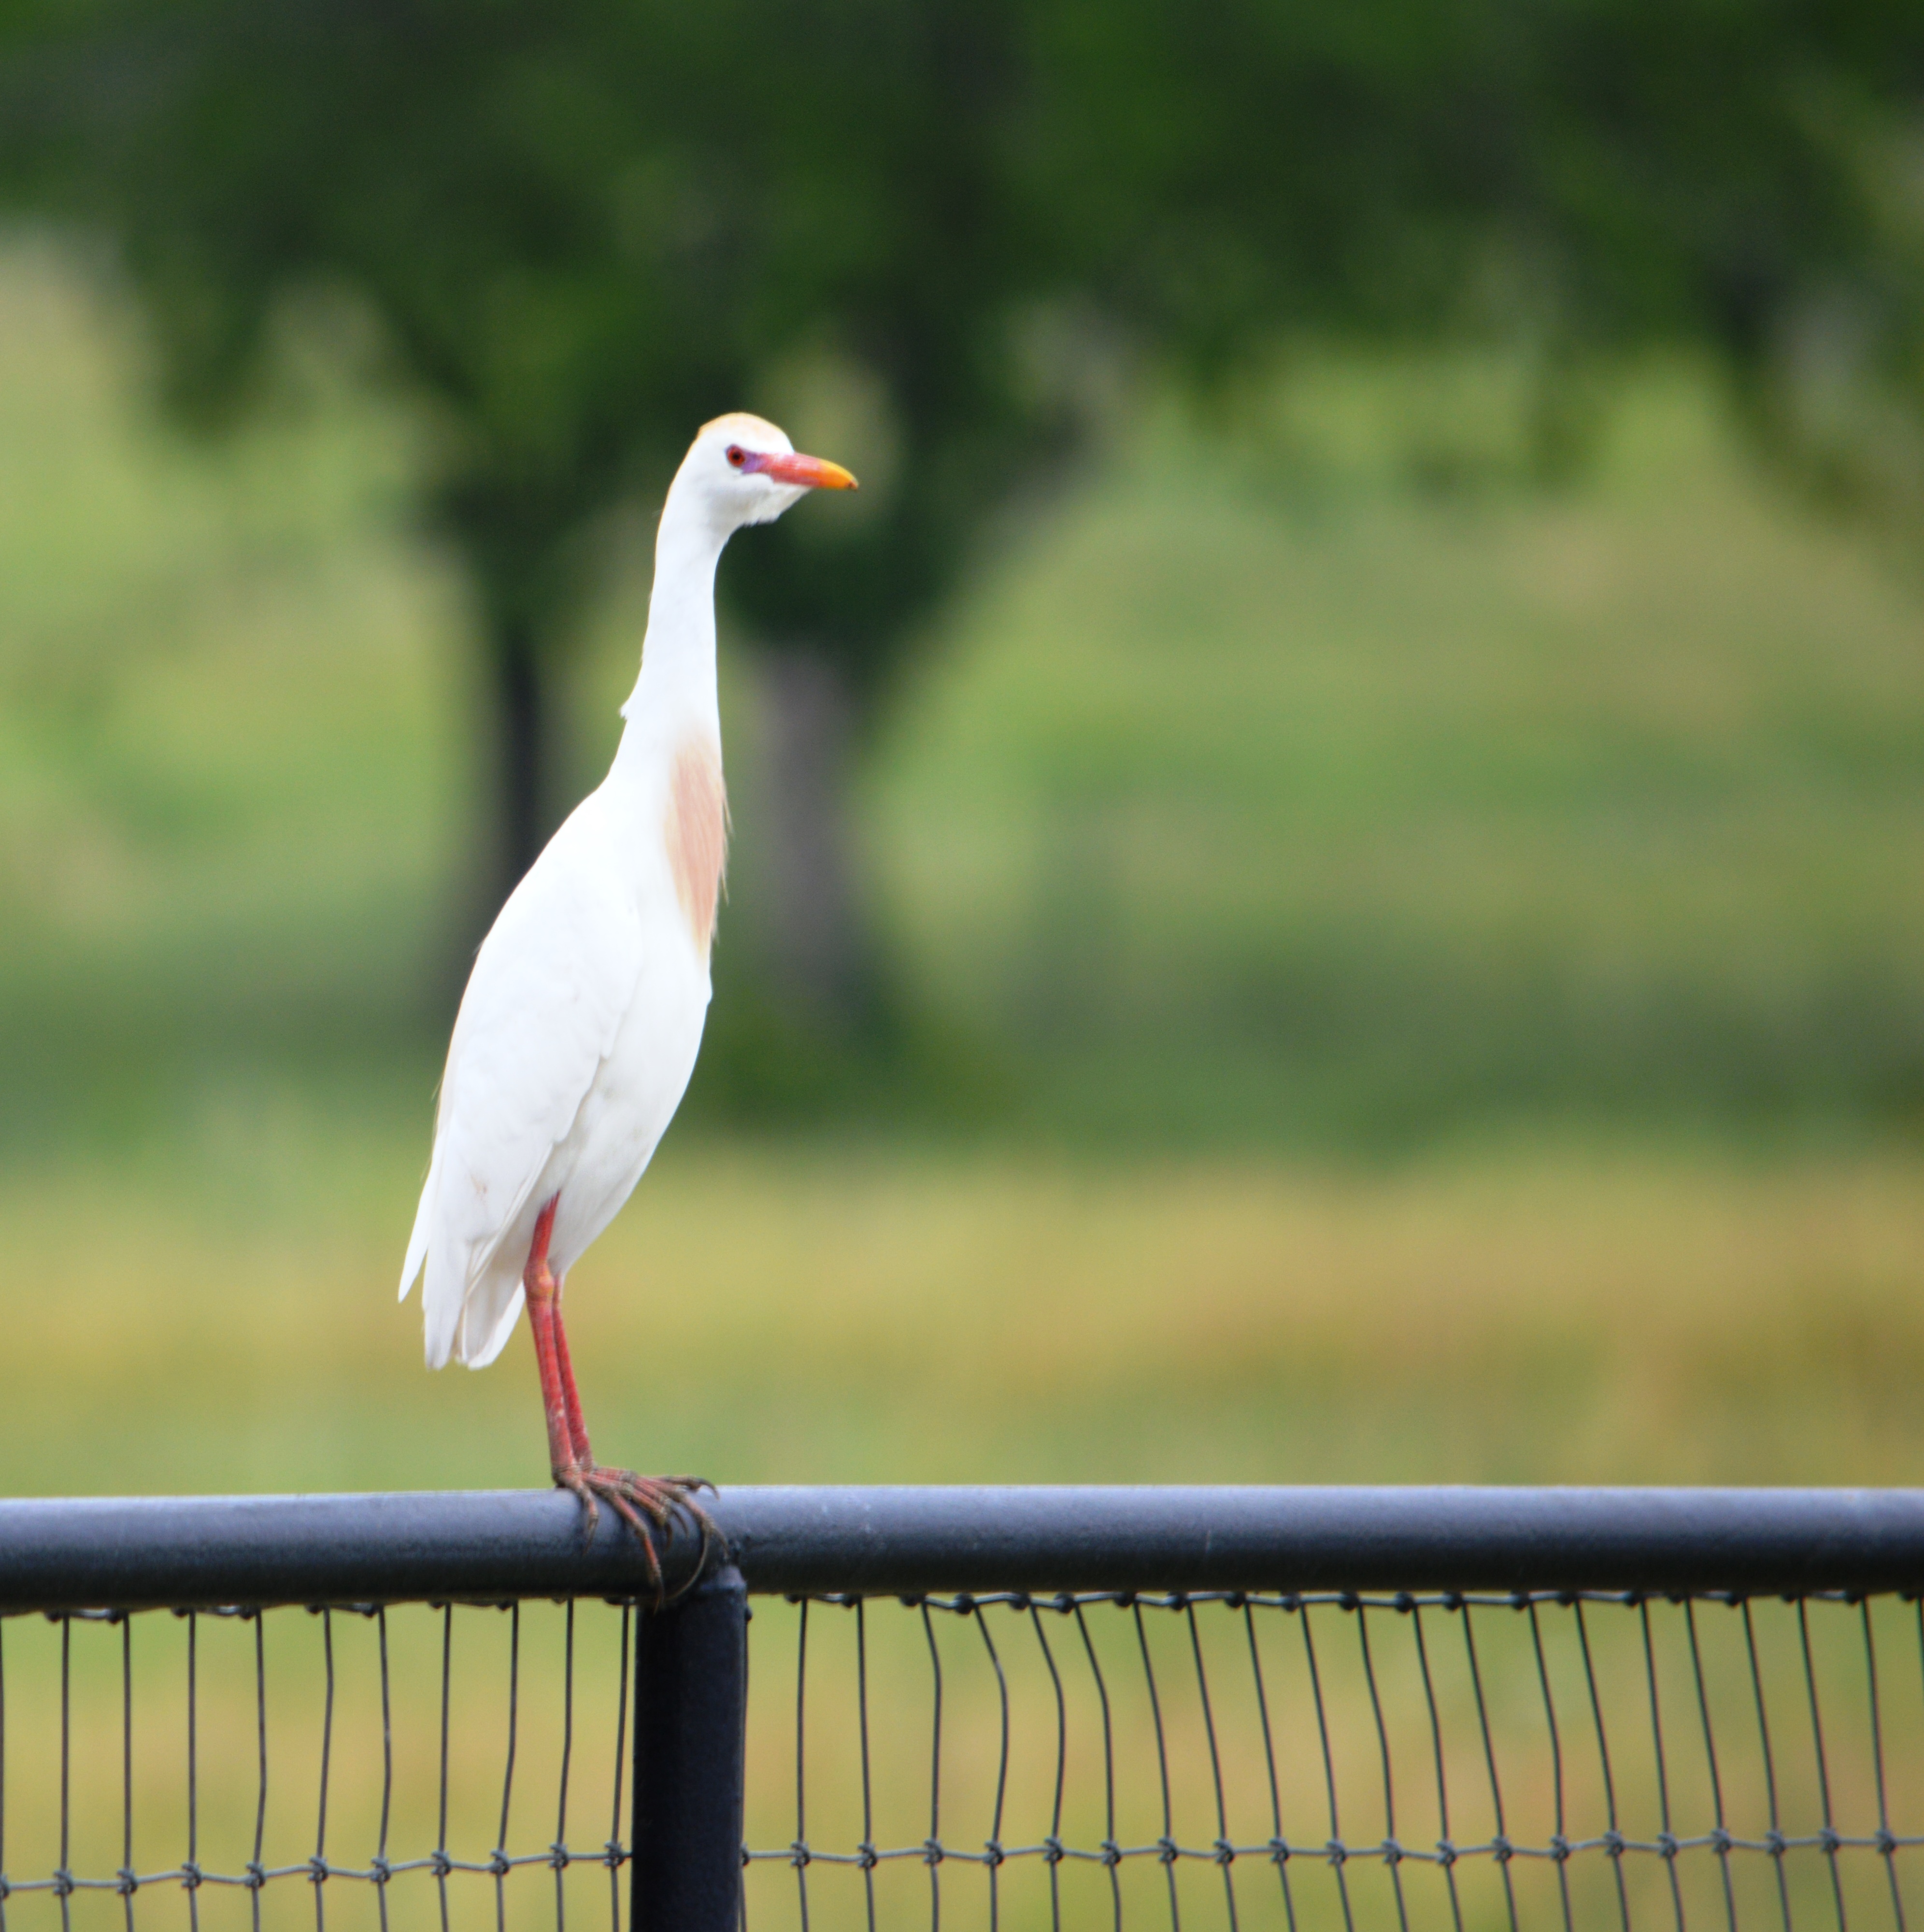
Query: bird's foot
554,1464,718,1604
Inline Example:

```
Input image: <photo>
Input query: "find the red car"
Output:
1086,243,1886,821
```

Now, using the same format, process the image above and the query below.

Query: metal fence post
631,1562,748,1932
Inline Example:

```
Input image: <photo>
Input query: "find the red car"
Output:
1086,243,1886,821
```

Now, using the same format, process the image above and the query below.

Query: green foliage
5,0,1921,997
4,0,1921,685
1,0,1066,693
5,244,1923,1151
0,242,464,1148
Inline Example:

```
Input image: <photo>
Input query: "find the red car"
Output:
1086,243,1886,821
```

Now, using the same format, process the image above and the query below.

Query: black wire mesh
5,1508,1924,1932
0,1598,637,1932
741,1590,1924,1932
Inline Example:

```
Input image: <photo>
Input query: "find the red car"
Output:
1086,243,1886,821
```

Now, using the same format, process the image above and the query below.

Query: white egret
399,414,856,1577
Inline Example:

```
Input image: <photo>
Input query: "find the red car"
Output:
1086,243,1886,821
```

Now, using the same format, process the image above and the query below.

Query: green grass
868,363,1924,1145
5,1133,1924,1932
5,1130,1923,1497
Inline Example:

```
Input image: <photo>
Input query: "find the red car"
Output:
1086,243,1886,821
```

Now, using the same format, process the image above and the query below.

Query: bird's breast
663,733,727,954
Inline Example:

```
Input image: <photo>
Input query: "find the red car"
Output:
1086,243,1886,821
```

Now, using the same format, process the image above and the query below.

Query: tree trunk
470,626,885,1065
751,646,874,1028
489,610,549,912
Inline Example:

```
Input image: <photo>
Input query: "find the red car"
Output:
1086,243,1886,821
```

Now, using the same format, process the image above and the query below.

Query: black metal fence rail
3,1486,1924,1611
0,1488,1922,1932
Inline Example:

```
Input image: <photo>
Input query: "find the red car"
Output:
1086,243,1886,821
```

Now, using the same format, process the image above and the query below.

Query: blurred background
1,0,1924,1501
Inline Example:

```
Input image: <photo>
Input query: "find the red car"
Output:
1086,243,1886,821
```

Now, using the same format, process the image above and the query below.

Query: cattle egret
399,413,856,1583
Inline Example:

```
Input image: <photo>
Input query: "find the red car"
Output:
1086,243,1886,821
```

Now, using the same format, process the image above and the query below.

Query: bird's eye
726,445,746,467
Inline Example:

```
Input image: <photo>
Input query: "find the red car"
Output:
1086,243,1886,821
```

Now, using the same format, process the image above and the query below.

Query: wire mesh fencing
0,1597,639,1932
741,1589,1924,1932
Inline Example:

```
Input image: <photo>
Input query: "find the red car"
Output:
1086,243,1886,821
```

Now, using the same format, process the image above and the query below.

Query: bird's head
675,412,858,534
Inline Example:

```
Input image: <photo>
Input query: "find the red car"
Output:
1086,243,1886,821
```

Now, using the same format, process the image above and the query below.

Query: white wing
399,806,643,1369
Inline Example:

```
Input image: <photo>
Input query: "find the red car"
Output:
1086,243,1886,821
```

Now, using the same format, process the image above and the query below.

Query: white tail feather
421,1225,470,1370
459,1280,527,1370
398,1141,442,1303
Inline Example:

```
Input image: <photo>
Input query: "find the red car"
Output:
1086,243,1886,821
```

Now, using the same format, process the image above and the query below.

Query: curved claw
661,1474,718,1498
661,1489,719,1605
556,1466,716,1605
555,1464,666,1599
631,1477,718,1602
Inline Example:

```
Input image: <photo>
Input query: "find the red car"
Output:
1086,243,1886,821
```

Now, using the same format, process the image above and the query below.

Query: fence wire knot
922,1839,943,1867
1099,1840,1122,1870
307,1856,328,1887
856,1842,878,1872
1214,1839,1236,1867
1550,1836,1572,1863
984,1841,1005,1869
51,1869,73,1900
115,1866,138,1897
1042,1837,1065,1866
244,1861,267,1892
1156,1837,1178,1866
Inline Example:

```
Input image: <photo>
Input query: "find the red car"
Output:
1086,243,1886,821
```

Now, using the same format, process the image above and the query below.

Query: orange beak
754,451,859,490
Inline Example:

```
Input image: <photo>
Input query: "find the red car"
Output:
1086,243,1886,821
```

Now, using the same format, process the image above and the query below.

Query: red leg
550,1289,594,1469
522,1193,715,1600
522,1197,577,1480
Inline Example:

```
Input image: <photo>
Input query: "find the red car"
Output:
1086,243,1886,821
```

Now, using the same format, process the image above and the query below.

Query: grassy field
4,1137,1924,1932
4,1135,1924,1498
867,364,1924,1145
3,234,1924,1929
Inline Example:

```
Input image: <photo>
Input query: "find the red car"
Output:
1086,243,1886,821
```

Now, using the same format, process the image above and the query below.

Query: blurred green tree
2,0,1920,1065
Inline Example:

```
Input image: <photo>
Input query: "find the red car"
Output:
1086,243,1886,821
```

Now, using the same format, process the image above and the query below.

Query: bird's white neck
614,486,729,762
